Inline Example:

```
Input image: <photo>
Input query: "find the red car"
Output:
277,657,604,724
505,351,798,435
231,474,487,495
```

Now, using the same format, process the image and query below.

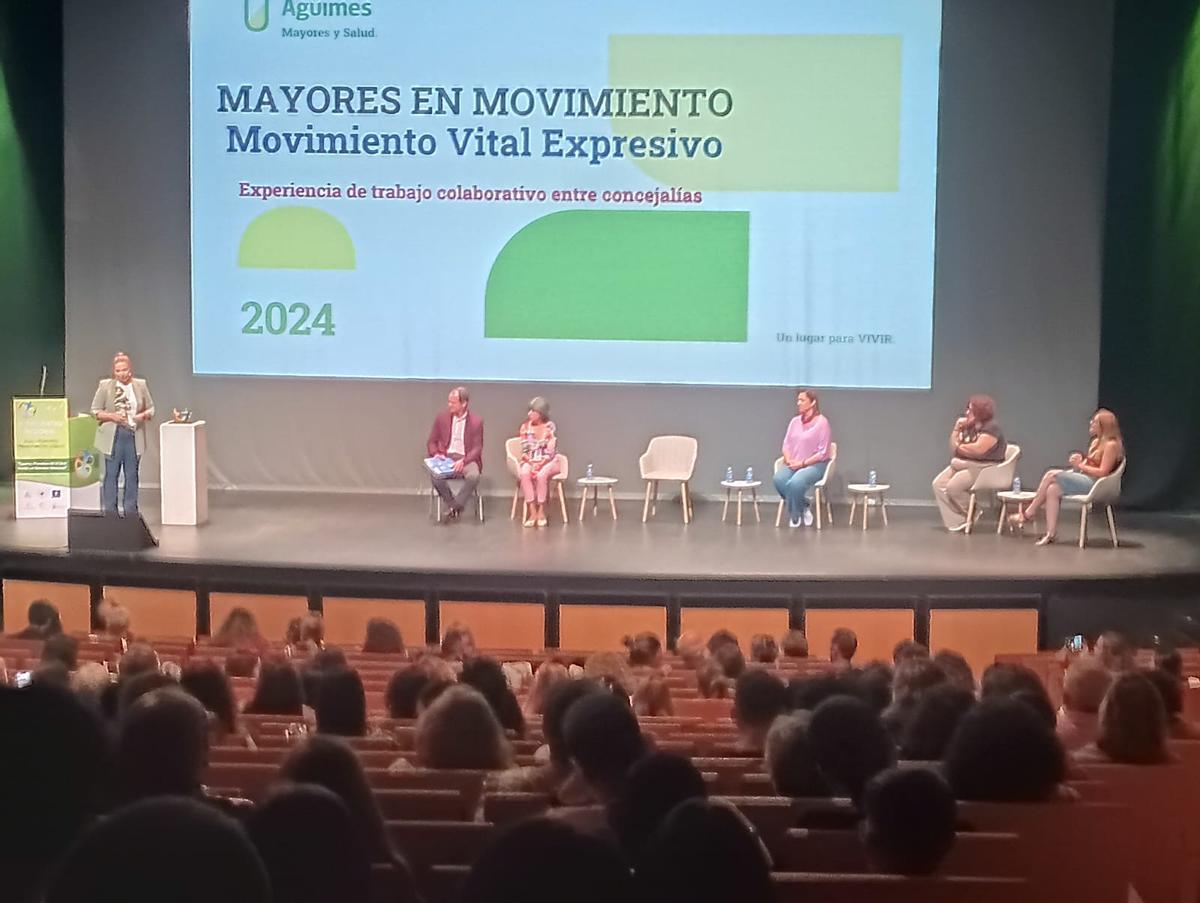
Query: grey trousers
432,461,480,511
931,459,989,529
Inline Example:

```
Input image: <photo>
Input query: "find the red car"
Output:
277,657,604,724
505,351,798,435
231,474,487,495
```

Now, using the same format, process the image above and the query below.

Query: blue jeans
774,460,829,521
102,427,139,514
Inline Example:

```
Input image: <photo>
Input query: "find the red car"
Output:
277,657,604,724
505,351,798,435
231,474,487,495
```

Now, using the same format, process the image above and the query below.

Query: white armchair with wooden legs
505,437,570,524
638,436,698,524
965,443,1021,535
774,442,838,529
1062,456,1126,548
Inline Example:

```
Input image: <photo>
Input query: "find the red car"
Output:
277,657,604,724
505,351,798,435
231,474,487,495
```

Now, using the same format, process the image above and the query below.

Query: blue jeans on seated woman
774,460,829,522
1054,470,1096,495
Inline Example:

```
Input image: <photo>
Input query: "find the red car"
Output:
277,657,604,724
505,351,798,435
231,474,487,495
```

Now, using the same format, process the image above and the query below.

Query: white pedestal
160,421,208,526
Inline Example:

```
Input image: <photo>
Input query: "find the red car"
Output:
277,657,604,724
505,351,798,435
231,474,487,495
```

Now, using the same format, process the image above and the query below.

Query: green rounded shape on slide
485,210,748,343
237,206,356,269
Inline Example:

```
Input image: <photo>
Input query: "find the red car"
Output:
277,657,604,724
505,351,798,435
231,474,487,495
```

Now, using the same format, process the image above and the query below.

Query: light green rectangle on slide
609,34,902,191
484,210,749,342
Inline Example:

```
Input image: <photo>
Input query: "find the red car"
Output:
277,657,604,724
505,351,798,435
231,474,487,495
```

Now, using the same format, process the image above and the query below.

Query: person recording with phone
931,394,1006,532
91,352,155,516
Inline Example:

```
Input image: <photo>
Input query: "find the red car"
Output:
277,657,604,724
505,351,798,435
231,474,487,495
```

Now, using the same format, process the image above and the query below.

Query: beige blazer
91,377,155,457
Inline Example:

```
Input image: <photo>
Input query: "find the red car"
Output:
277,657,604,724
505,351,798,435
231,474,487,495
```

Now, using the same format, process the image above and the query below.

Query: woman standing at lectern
517,397,560,528
773,389,832,528
1010,409,1124,545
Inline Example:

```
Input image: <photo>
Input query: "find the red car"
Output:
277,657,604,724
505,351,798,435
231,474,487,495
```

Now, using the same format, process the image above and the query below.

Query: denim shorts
1054,470,1095,495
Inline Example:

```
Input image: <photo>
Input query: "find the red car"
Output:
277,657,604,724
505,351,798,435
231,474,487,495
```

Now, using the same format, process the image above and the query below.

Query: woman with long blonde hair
1011,409,1124,545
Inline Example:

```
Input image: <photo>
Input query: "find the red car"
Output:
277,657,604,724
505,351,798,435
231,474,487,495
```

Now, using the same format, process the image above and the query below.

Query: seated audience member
462,655,526,737
830,627,858,669
635,799,774,903
932,649,975,693
384,666,430,719
863,767,957,876
624,631,663,668
413,684,512,770
1074,671,1172,764
1009,408,1123,545
114,688,211,803
315,666,367,737
223,648,260,679
441,622,477,662
212,606,266,651
362,617,405,655
675,630,708,668
96,595,132,639
41,634,79,671
32,661,71,688
248,785,374,903
765,711,831,798
1144,667,1200,739
119,642,160,678
696,660,735,699
632,675,674,717
789,674,846,712
944,697,1066,801
610,752,707,862
46,797,270,903
244,656,305,716
460,818,632,903
854,661,895,712
1096,629,1137,674
892,639,930,664
750,633,780,663
0,683,112,903
980,661,1057,729
116,670,177,716
899,683,976,761
808,695,896,813
278,735,420,883
714,641,747,680
932,394,1007,532
882,656,947,742
180,659,240,737
10,599,63,639
524,661,569,716
1056,659,1112,751
416,675,455,712
1154,647,1183,679
706,629,740,655
562,692,647,807
584,650,633,696
301,647,349,707
780,629,809,660
732,669,790,753
71,661,112,710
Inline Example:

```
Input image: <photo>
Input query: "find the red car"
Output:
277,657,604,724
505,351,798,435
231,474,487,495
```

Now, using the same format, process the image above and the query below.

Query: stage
1,488,1198,649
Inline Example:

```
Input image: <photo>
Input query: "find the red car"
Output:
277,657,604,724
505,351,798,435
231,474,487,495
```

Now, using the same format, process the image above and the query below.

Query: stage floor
1,488,1198,588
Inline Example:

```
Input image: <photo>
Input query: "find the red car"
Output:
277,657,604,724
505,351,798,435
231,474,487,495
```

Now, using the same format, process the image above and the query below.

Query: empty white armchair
639,436,698,524
965,443,1021,534
505,436,570,524
773,442,838,529
1062,456,1126,548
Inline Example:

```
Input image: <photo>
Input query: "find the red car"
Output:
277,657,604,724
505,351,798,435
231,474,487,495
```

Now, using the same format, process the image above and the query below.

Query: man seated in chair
427,385,483,523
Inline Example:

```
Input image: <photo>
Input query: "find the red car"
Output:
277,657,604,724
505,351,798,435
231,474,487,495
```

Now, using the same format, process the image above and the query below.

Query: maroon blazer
427,410,484,471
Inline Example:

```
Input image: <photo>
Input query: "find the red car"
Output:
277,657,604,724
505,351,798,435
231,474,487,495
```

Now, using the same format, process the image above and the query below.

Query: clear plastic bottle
745,466,754,482
586,463,594,479
868,469,877,487
725,466,734,482
1013,476,1022,493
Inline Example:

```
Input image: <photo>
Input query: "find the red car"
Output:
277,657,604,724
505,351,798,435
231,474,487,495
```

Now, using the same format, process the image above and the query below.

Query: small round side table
996,489,1036,534
577,476,619,521
846,483,891,531
721,480,762,526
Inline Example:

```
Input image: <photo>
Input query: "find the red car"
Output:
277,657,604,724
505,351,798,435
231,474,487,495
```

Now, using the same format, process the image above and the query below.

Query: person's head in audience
635,799,773,903
624,631,663,668
118,642,159,678
563,692,646,803
830,627,858,668
278,735,405,866
780,629,809,659
46,797,269,903
675,630,707,668
213,606,263,648
583,651,632,695
899,683,976,761
302,647,349,704
417,675,455,712
441,623,477,662
312,646,347,670
610,752,707,861
41,634,79,671
33,661,71,689
460,818,633,903
891,656,947,707
248,784,372,903
633,675,674,717
461,655,526,737
713,641,746,680
525,661,568,716
14,599,62,639
733,669,789,751
285,617,303,646
932,649,975,693
542,678,606,772
1095,671,1170,764
1143,667,1188,732
361,617,404,655
224,648,259,679
765,711,831,798
245,656,304,716
707,629,740,655
863,767,957,876
180,659,239,736
1097,630,1136,674
71,661,112,709
1154,647,1183,679
116,687,210,802
314,666,367,737
750,633,780,663
416,684,512,769
0,683,112,903
1062,659,1112,720
299,611,325,651
96,596,132,638
892,639,929,664
855,661,895,712
697,660,735,699
944,697,1066,801
117,670,177,715
789,673,845,711
980,662,1053,707
808,695,896,807
384,665,429,719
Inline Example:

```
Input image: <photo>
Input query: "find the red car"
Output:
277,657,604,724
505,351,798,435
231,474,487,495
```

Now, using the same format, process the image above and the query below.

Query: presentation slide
190,0,942,387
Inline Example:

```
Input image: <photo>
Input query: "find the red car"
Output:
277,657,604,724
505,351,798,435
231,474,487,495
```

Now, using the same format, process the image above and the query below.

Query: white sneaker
789,516,802,528
803,509,814,527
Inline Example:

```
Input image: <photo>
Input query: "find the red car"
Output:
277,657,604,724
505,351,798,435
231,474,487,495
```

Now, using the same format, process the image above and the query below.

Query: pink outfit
782,413,831,464
520,458,562,504
519,421,559,504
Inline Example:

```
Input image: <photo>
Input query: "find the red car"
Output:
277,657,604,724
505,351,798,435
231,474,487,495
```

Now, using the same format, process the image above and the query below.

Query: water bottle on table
868,469,877,487
745,466,754,482
1012,476,1021,493
725,466,734,482
586,463,594,479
